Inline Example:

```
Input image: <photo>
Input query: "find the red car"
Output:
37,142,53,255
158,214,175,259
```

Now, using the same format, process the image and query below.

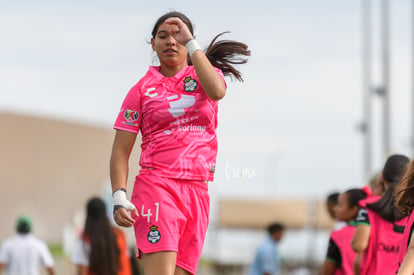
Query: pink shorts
131,174,210,274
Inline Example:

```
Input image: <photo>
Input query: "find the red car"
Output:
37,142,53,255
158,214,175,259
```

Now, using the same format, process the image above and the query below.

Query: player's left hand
164,17,193,45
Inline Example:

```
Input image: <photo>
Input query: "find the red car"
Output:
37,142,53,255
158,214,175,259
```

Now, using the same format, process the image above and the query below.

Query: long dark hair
345,188,367,209
151,11,250,81
395,160,414,213
83,197,119,275
366,154,410,222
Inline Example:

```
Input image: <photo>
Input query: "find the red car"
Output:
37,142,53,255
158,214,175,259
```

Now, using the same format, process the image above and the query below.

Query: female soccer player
322,188,366,275
351,154,410,275
110,11,250,275
395,159,414,274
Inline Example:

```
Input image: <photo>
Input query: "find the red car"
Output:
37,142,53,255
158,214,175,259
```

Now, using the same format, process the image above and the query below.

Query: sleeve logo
183,76,198,92
123,109,139,122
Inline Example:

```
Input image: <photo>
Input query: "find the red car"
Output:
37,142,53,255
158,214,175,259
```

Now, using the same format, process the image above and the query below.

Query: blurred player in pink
110,11,250,275
322,188,367,275
395,159,414,274
351,154,410,275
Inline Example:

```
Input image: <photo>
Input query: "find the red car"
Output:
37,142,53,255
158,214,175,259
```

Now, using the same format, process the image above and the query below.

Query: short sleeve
38,241,54,267
326,238,341,267
72,238,90,266
355,207,370,226
113,84,142,134
0,241,9,263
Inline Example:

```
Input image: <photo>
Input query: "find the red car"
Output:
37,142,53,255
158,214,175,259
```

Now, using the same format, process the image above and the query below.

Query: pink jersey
114,65,225,181
396,211,414,274
359,209,407,275
359,195,381,207
330,224,356,275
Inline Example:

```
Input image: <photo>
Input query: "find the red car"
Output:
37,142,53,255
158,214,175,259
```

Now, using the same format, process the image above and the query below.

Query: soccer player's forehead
156,23,179,35
338,193,348,206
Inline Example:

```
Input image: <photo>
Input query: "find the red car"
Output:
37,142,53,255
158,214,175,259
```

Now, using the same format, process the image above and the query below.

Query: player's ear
151,38,155,51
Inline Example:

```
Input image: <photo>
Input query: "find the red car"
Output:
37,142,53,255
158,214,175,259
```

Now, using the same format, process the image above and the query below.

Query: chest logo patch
184,76,198,92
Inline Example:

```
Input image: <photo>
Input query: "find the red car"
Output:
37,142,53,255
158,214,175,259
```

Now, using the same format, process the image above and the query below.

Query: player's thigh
141,251,177,275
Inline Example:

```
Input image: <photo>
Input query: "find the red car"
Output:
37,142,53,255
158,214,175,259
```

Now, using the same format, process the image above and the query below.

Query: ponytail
152,12,250,82
395,160,414,213
202,32,250,82
367,183,406,222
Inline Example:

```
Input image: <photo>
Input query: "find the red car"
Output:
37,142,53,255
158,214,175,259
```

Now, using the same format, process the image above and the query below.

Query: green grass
48,243,65,257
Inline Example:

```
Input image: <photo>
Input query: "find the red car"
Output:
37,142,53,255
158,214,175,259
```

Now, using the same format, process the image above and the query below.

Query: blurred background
1,0,414,274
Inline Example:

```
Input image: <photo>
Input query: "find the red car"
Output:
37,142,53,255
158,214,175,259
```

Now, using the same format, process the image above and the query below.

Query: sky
1,0,414,200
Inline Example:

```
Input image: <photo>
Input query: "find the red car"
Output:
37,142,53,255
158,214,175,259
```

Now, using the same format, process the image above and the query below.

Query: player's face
335,193,357,222
372,175,385,196
152,22,188,72
327,201,337,219
271,230,284,242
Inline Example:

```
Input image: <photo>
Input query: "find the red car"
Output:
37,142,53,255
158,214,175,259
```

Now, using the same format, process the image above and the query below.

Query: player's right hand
112,189,138,227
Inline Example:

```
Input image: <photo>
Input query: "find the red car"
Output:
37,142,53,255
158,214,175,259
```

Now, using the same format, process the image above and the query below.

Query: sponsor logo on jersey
145,87,158,98
167,94,196,118
177,124,206,132
377,242,400,254
183,76,198,92
147,225,161,244
356,208,368,222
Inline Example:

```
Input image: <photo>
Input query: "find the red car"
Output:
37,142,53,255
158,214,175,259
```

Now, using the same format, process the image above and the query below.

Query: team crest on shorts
183,76,198,92
147,225,161,244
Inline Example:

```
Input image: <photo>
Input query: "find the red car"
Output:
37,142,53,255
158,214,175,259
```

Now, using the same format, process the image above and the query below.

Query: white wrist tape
112,189,136,211
185,39,202,56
